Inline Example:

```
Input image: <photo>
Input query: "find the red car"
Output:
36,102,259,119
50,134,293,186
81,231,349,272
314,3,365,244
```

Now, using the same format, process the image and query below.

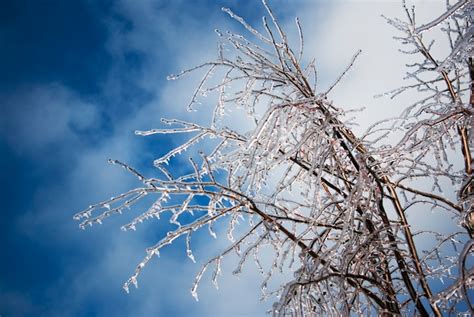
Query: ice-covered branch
75,1,473,315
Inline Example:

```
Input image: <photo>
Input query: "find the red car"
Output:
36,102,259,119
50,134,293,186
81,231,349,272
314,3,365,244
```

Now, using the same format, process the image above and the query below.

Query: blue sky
0,1,451,316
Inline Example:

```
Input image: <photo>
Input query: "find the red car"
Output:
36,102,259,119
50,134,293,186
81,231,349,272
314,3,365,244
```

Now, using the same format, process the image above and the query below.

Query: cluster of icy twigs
75,1,473,315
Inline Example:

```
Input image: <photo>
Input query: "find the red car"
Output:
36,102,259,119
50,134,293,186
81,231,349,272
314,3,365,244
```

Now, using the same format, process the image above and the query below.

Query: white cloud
0,83,100,155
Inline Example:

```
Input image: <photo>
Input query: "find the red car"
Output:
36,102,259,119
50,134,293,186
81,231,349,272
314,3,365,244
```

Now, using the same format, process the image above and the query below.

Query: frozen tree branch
75,1,473,315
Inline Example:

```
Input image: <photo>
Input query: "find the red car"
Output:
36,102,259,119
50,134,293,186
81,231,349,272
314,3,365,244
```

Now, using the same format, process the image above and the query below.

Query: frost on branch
75,1,473,315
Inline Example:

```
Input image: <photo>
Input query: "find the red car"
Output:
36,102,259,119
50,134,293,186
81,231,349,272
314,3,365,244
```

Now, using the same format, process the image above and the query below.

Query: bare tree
74,1,473,315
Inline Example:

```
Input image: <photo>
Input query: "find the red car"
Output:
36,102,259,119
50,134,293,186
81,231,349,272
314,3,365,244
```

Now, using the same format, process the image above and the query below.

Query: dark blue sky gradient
0,0,110,94
1,2,111,315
